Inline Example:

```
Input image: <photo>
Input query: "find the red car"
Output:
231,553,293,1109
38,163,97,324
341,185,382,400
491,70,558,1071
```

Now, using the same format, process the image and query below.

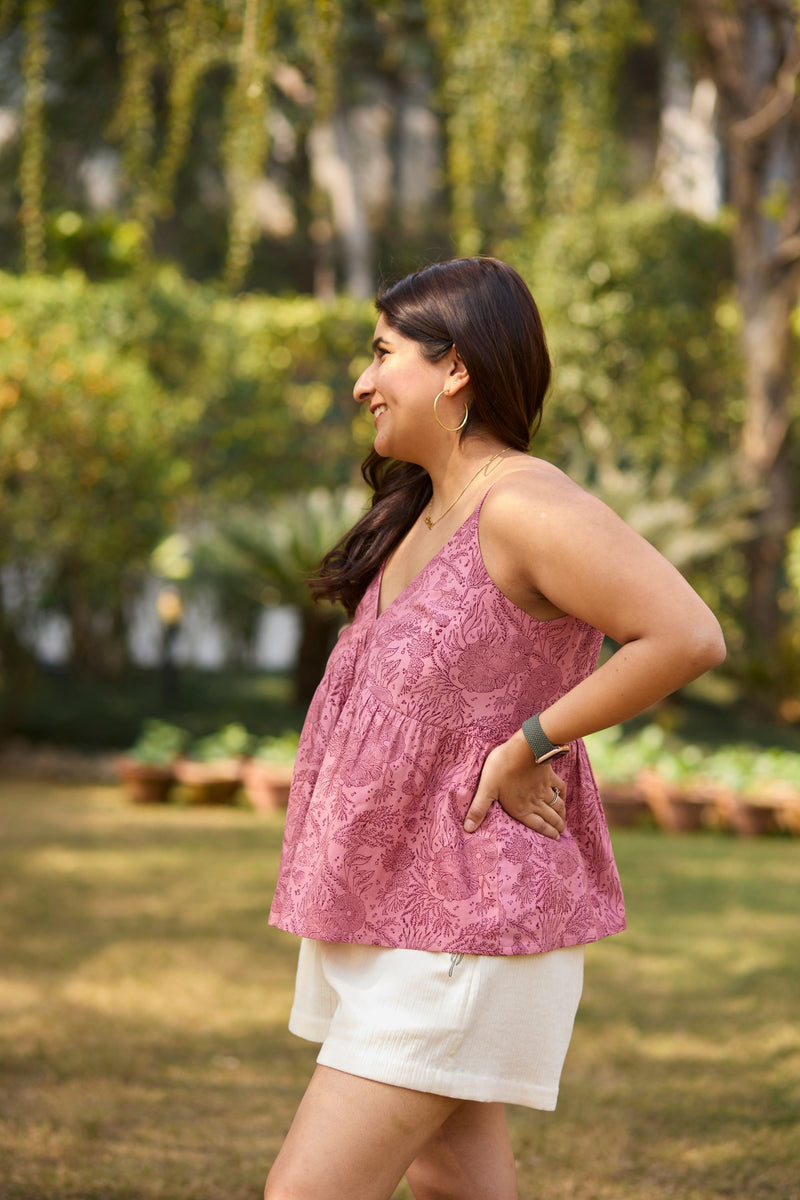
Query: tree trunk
0,584,37,733
63,562,129,679
308,113,374,298
738,279,796,650
293,607,340,707
691,0,800,671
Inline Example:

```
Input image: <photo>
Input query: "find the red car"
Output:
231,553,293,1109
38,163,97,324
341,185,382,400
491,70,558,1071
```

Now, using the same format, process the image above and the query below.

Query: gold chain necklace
424,448,511,530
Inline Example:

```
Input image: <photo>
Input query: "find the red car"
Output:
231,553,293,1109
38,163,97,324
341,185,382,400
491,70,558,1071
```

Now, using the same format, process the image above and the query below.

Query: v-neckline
374,504,480,621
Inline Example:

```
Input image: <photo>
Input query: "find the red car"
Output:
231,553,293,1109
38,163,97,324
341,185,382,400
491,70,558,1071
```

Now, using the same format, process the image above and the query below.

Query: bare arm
464,468,726,836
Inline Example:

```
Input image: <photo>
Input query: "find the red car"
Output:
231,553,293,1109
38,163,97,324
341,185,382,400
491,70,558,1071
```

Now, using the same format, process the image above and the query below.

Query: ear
445,345,470,395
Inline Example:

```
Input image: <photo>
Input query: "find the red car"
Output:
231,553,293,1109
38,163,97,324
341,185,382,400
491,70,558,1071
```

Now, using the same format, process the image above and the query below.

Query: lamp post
156,586,183,710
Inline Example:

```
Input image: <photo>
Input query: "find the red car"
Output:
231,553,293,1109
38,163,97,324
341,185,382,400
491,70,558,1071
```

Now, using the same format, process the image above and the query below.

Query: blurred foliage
519,199,740,472
0,1,798,727
46,210,147,278
586,722,800,798
105,0,281,284
0,0,445,288
0,0,649,286
2,197,798,713
0,267,373,702
185,720,253,761
250,728,300,764
124,268,374,501
2,665,306,748
220,0,275,288
0,270,180,676
187,487,369,611
182,487,369,701
517,199,780,673
18,0,48,272
128,718,190,764
428,0,638,254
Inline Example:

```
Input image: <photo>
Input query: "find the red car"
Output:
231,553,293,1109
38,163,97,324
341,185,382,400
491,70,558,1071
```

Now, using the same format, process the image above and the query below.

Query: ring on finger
547,787,561,807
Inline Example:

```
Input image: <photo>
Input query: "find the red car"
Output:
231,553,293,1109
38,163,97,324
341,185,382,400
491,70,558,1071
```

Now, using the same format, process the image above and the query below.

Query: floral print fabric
269,502,626,955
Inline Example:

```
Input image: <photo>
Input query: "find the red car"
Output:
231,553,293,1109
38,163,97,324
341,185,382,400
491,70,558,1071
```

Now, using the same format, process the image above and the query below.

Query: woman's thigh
264,1064,463,1200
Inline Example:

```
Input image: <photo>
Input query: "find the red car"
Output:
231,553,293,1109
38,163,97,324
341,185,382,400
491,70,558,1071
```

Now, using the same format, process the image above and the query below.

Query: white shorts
289,938,584,1110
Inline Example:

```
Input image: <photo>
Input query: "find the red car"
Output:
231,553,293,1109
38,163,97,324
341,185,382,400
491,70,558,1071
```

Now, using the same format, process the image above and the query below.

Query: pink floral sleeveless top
269,498,626,955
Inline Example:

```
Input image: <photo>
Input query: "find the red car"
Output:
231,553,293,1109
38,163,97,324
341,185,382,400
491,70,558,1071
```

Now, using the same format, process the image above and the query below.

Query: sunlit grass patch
1,781,798,1199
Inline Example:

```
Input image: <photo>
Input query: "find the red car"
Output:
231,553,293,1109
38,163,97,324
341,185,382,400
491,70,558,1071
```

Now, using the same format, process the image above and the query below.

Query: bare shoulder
481,456,615,542
479,455,715,641
477,457,632,620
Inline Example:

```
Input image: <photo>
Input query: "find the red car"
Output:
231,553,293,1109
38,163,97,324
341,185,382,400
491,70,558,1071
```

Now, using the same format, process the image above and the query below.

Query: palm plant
186,486,368,704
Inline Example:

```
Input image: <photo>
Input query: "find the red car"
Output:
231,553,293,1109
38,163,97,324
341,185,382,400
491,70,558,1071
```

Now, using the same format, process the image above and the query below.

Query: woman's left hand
464,730,566,838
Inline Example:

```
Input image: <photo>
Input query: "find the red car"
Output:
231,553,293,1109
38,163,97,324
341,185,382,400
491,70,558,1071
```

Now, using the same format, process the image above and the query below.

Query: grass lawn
1,780,798,1200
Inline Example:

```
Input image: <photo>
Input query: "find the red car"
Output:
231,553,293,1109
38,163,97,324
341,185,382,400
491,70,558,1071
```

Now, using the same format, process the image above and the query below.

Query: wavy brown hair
311,257,552,617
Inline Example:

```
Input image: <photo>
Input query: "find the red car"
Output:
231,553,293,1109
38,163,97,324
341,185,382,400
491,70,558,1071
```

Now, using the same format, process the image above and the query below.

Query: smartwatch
521,713,570,763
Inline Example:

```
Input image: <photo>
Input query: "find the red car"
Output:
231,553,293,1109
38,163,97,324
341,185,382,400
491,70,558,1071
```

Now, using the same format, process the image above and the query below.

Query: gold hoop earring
433,389,469,432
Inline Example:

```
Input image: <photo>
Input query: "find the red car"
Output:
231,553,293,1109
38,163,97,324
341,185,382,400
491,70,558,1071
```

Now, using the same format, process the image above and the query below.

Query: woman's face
353,315,458,462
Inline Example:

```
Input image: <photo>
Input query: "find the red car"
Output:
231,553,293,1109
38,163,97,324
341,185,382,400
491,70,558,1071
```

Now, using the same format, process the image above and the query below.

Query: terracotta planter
599,782,650,828
753,785,800,837
115,756,174,804
775,800,800,837
726,799,780,837
726,781,798,836
172,758,242,805
241,759,294,812
639,769,710,833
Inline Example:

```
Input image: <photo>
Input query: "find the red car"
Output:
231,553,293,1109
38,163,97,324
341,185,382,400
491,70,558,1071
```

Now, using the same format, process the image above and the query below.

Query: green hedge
2,202,792,712
0,268,374,681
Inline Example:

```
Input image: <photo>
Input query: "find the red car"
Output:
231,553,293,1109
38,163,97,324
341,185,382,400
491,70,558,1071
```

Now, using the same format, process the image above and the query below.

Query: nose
353,363,374,404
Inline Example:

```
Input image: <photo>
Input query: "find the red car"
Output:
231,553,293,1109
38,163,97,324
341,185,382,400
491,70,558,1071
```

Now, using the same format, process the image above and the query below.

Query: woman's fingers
464,764,567,835
527,792,565,837
463,782,495,832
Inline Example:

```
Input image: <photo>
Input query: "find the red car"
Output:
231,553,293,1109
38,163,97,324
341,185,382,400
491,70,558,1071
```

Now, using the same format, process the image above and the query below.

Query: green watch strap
521,713,557,759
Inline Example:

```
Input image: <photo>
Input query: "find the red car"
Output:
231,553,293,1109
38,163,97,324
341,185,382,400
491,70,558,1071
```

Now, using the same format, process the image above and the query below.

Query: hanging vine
9,0,637,286
222,0,276,291
108,0,158,254
427,0,635,255
308,0,341,119
290,0,342,296
154,0,222,216
427,0,557,255
19,0,49,273
544,0,637,215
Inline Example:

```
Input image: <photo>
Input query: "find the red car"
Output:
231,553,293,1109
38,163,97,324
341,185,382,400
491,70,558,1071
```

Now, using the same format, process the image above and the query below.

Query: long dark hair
311,257,552,616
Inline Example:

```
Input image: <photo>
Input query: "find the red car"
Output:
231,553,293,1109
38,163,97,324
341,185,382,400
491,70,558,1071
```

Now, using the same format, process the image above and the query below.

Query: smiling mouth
372,405,387,420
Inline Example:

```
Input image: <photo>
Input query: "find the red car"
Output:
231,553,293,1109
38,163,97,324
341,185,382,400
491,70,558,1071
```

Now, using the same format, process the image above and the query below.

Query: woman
266,257,725,1200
